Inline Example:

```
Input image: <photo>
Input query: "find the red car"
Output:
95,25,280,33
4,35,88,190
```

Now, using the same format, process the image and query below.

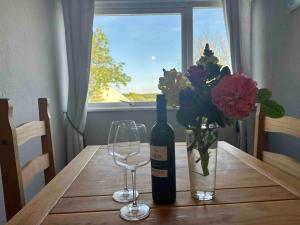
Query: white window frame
89,0,222,111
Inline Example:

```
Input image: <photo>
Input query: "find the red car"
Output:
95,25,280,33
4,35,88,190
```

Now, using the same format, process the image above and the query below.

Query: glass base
191,191,215,201
112,189,139,203
120,203,150,221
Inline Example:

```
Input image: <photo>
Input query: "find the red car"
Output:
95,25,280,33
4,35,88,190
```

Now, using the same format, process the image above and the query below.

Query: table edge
6,142,300,225
219,141,300,198
5,145,100,225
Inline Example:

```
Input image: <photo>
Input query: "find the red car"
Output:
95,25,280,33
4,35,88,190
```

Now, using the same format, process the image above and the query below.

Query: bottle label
151,168,168,178
151,145,168,178
150,145,167,161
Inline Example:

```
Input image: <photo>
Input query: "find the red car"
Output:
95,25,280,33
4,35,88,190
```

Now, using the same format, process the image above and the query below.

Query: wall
252,0,300,160
85,109,237,145
0,0,67,223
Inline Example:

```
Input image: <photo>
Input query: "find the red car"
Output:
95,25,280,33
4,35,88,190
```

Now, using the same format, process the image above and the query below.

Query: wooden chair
0,98,56,220
253,103,300,179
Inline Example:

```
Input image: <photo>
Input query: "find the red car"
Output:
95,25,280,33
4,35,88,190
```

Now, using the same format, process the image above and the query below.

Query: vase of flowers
186,123,218,200
158,44,284,201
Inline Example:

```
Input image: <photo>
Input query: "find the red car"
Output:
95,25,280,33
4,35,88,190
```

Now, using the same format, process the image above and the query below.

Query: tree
194,31,231,68
88,28,131,103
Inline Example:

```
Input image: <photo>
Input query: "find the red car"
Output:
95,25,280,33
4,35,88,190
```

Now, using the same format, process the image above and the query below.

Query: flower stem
198,147,210,176
194,128,217,176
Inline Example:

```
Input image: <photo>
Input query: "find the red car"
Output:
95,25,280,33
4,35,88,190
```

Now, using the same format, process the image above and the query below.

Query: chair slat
16,121,46,146
264,116,300,138
21,153,50,189
263,151,300,180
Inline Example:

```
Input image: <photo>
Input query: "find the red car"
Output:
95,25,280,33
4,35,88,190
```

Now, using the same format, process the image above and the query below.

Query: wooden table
6,142,300,225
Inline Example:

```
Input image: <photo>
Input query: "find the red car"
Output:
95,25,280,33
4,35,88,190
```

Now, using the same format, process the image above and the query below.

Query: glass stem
123,159,128,191
131,169,137,207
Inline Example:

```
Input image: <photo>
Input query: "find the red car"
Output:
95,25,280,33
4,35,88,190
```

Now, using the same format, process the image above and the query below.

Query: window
89,1,230,107
193,8,231,68
89,14,181,104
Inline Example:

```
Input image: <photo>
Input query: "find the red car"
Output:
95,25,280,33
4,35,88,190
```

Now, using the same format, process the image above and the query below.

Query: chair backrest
0,98,56,220
253,103,300,179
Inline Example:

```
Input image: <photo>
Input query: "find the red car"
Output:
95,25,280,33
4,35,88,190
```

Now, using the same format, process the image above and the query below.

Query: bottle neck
157,110,167,124
156,94,167,124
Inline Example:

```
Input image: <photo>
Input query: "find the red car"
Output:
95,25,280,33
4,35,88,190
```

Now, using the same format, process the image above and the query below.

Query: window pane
89,14,181,103
193,8,231,68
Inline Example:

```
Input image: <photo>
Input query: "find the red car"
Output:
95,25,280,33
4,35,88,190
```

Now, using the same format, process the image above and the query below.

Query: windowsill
87,105,178,112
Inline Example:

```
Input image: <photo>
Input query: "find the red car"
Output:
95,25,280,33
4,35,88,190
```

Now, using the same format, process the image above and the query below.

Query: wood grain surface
63,145,276,197
44,200,300,225
263,151,300,179
219,141,300,197
6,142,300,225
51,186,295,214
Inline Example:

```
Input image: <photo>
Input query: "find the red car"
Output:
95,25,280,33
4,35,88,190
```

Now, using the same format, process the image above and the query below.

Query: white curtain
62,0,95,161
222,0,254,152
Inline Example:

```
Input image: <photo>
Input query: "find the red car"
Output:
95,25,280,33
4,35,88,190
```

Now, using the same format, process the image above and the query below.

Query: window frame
89,0,222,110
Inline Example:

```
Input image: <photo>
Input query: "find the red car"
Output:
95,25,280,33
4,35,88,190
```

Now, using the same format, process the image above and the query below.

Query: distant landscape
89,10,230,104
124,93,156,102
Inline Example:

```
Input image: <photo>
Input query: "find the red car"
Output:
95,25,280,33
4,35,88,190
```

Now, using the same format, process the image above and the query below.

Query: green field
123,93,157,102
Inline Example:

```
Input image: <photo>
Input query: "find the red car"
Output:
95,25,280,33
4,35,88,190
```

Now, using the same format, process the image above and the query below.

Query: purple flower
179,88,195,107
187,65,205,88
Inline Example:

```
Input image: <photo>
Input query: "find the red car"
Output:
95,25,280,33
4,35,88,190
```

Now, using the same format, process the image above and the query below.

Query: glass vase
186,124,218,201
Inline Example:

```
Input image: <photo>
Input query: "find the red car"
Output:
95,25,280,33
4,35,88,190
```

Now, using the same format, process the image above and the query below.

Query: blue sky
93,8,227,94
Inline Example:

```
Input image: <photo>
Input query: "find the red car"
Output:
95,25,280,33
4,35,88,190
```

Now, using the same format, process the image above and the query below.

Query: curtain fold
222,0,253,152
222,0,242,73
62,0,95,161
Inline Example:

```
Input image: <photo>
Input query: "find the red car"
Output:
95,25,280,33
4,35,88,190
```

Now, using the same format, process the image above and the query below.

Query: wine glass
113,122,150,221
108,120,139,202
136,123,147,143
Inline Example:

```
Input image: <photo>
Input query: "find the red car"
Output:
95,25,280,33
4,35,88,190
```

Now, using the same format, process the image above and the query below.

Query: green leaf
176,107,198,128
261,100,285,118
220,66,231,78
257,88,272,103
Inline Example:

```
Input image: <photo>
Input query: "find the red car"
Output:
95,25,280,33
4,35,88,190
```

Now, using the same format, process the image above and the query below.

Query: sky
93,8,228,94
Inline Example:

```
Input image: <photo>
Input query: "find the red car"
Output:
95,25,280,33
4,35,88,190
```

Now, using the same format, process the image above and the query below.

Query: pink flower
211,73,258,119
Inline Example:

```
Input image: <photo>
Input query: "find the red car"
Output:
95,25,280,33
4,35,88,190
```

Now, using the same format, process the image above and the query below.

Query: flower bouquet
158,44,284,200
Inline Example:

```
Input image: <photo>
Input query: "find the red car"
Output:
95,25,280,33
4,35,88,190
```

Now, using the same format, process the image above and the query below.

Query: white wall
252,0,300,160
0,0,67,223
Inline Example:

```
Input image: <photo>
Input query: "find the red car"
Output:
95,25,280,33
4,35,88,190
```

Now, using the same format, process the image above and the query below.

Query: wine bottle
150,94,176,204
